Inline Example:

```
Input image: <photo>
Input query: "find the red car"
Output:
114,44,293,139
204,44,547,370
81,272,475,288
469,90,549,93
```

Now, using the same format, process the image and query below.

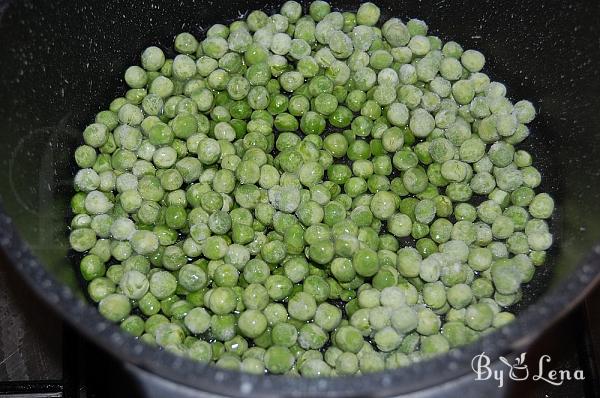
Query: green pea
70,5,554,375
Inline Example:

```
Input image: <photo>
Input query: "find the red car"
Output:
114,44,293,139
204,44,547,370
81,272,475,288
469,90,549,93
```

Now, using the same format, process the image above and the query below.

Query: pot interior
0,0,598,396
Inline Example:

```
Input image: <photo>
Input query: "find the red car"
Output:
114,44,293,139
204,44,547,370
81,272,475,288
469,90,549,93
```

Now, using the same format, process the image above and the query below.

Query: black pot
0,0,599,397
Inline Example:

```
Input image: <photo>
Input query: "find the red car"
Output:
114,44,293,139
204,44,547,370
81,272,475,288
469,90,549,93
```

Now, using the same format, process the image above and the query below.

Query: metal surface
0,0,599,397
0,256,63,397
0,259,62,383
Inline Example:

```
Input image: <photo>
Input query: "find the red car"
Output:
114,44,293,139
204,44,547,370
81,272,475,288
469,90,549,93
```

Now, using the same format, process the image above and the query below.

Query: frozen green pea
465,303,494,331
528,193,554,219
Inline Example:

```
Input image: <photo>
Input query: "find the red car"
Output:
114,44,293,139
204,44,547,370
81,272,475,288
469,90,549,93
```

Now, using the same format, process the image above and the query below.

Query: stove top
1,258,599,398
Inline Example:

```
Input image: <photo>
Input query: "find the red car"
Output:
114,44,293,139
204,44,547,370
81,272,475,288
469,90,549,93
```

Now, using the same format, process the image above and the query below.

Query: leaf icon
499,356,512,368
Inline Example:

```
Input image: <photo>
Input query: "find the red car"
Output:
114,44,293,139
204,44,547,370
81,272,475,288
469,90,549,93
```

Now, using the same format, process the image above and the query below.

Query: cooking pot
0,0,599,397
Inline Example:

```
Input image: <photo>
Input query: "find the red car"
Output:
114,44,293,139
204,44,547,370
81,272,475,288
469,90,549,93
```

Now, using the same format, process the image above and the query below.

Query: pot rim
1,206,599,397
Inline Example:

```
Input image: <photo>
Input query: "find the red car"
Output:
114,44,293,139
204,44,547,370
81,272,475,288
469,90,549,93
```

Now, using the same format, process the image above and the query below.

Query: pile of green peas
69,0,555,377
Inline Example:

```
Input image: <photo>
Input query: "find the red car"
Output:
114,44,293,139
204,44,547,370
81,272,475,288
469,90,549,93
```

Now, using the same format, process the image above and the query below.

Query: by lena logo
471,352,585,388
